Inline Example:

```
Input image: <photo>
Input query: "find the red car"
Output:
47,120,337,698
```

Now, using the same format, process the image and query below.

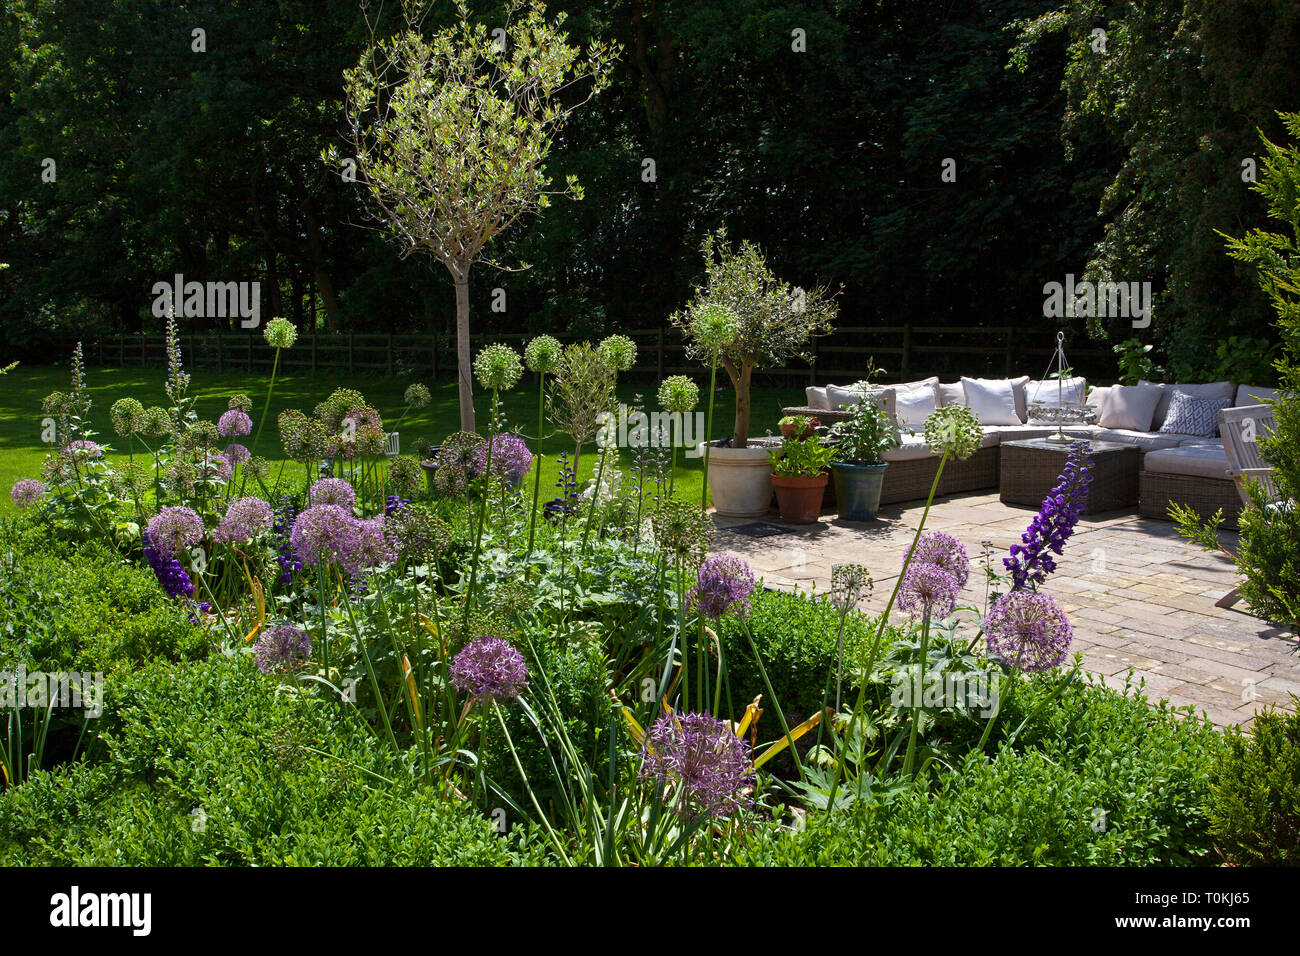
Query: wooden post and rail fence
76,325,1111,384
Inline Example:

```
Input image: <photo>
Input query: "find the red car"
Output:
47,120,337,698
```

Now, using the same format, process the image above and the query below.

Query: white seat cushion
894,377,940,429
805,386,830,411
1093,428,1185,452
1140,380,1235,429
937,381,964,407
1143,444,1231,480
961,377,1022,426
1098,382,1163,431
882,434,938,462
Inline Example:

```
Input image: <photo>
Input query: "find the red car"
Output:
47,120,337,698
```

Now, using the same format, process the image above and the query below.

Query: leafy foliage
1209,702,1300,865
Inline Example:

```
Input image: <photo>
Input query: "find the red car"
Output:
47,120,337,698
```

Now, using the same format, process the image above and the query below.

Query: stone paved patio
712,491,1299,729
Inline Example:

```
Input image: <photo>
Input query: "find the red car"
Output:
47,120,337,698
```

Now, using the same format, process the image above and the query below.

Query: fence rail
80,324,1111,384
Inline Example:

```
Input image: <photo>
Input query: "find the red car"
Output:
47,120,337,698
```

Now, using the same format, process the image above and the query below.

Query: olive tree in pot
828,397,899,521
769,432,836,524
671,228,837,517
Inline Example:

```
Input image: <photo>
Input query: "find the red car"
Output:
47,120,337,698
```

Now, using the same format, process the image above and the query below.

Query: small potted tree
828,398,899,521
769,432,836,523
672,228,837,517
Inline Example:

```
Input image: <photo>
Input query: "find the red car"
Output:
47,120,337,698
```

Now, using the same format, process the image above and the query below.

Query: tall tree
334,0,616,431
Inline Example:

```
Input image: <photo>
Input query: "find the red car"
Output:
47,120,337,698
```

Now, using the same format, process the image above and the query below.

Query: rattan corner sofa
782,378,1280,528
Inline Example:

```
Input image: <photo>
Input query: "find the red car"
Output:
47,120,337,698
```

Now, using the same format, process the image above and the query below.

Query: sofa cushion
825,384,899,439
1086,385,1111,410
936,381,964,407
1158,392,1233,437
882,434,938,462
1142,444,1231,480
895,377,940,429
961,377,1022,426
1025,376,1087,409
1098,382,1163,431
977,427,1002,449
805,386,830,411
984,424,1064,442
1235,384,1280,407
1092,428,1185,452
1140,380,1235,429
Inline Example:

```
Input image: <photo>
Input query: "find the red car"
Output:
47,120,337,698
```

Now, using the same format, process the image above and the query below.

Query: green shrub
0,656,548,865
1208,701,1300,865
728,675,1224,866
716,588,889,721
0,517,207,671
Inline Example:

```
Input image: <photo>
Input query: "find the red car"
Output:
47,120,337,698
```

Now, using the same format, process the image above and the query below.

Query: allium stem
739,617,805,783
251,346,281,457
902,613,931,777
526,372,547,559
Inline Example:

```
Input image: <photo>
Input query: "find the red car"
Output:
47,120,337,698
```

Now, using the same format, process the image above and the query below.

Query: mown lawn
0,363,805,513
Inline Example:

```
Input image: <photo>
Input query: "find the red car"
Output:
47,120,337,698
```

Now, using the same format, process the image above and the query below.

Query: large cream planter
699,440,778,517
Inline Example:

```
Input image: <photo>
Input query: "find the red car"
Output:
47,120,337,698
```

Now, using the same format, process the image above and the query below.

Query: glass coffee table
999,439,1140,514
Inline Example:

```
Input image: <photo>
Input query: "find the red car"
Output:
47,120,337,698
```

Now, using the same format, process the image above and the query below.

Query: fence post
656,328,664,380
809,338,818,386
311,334,317,372
901,324,912,380
348,333,354,374
217,334,224,374
386,334,393,375
1004,329,1015,376
118,336,124,366
140,333,146,366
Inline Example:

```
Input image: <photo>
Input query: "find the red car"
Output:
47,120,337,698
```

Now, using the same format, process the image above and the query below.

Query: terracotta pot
771,472,828,524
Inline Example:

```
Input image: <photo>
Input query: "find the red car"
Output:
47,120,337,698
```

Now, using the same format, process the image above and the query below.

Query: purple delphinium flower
906,531,971,589
984,590,1073,673
63,440,103,459
1004,442,1093,590
450,636,529,702
272,496,303,584
687,554,757,621
142,530,196,599
145,506,205,560
10,479,46,507
222,443,251,466
217,409,253,438
471,432,534,483
896,562,960,619
639,712,755,819
384,495,409,516
290,504,360,568
308,477,356,510
214,496,274,545
254,624,312,675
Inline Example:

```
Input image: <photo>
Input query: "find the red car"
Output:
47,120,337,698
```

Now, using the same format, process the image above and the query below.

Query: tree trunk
722,357,751,448
454,273,475,432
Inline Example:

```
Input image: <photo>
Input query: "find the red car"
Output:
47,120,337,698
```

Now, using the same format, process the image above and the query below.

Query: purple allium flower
896,562,960,619
145,506,205,560
984,590,1073,673
343,515,396,574
640,712,755,819
290,504,360,567
10,479,46,507
199,452,233,483
687,554,756,620
450,636,529,702
142,530,196,599
1004,442,1093,590
471,432,534,484
217,409,253,438
308,477,356,510
63,440,103,459
906,531,970,589
214,496,274,544
222,443,251,466
254,624,312,675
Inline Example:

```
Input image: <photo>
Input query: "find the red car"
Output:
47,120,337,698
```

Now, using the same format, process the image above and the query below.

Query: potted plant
672,228,837,517
778,414,820,440
828,398,899,521
769,432,836,523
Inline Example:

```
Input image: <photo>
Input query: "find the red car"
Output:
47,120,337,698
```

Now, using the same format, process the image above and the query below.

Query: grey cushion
1157,393,1233,437
1235,384,1280,407
1143,444,1231,480
1098,383,1163,431
1092,428,1184,452
937,382,964,407
882,434,937,462
1140,380,1234,429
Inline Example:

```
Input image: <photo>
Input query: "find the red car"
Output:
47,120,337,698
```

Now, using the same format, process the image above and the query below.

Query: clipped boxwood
727,677,1224,866
715,587,893,721
0,517,207,672
0,656,548,866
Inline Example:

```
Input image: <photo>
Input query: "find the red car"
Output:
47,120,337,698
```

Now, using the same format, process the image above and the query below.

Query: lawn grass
0,363,806,514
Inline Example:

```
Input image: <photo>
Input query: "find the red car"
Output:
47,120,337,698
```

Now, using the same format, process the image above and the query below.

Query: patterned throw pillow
1158,392,1233,437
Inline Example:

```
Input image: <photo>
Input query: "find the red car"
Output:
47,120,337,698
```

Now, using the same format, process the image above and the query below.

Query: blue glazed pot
831,461,888,521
